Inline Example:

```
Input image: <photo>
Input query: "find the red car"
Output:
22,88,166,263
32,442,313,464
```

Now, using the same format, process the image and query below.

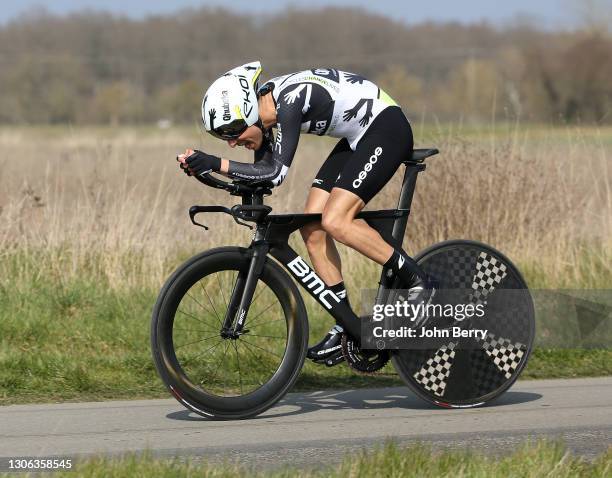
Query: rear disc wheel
391,240,535,408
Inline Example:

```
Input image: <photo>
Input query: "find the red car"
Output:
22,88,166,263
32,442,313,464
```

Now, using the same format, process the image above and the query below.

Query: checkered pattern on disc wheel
470,252,508,305
412,343,456,397
419,247,480,290
479,333,526,379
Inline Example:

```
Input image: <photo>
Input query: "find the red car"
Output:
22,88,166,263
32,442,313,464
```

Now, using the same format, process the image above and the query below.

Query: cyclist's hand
176,149,221,178
176,149,195,176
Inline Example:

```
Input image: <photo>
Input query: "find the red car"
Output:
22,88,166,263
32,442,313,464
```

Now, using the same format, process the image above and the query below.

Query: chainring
341,334,390,374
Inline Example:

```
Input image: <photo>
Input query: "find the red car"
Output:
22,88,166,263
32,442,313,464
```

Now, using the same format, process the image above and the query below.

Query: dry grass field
1,122,610,291
0,123,610,404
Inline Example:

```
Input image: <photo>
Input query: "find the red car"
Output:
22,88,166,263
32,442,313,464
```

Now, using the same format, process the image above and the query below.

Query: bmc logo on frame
353,146,383,188
287,257,341,309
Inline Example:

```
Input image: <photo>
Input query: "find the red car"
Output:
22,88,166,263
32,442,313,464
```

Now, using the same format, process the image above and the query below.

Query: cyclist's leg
302,140,353,363
300,139,352,287
322,190,389,259
321,107,427,286
301,188,343,285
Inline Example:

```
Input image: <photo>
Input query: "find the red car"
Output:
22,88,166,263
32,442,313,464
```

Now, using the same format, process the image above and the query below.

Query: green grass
1,264,611,406
2,440,610,477
0,279,164,404
524,349,612,379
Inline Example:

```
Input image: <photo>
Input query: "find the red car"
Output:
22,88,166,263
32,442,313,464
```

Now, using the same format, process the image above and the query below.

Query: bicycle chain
341,334,390,374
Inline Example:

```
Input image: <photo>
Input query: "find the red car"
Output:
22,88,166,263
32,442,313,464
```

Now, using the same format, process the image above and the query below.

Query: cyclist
178,61,433,365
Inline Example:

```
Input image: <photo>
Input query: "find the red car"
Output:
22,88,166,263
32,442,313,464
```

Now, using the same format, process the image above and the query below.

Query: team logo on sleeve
275,124,282,154
314,120,327,135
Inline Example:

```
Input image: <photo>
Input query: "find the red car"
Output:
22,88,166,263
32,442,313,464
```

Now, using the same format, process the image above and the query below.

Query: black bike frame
219,160,428,341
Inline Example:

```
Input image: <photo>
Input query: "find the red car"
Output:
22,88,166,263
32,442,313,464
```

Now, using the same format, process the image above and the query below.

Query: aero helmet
202,61,263,139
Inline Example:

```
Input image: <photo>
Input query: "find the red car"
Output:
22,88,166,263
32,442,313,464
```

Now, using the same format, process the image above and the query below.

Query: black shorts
312,106,413,204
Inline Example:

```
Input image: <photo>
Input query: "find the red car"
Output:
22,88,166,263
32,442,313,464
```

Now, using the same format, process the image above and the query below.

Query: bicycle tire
391,239,535,408
151,247,308,419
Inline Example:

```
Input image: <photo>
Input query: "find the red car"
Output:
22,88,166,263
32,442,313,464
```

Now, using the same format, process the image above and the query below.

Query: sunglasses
210,118,249,140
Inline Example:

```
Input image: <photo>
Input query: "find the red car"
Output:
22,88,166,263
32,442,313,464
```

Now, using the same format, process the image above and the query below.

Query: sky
1,0,606,29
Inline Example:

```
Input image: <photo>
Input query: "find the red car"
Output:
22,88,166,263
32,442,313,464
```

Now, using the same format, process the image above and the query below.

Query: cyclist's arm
224,84,306,186
221,133,285,185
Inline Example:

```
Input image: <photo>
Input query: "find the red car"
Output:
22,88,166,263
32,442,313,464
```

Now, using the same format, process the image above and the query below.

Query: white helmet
202,61,263,139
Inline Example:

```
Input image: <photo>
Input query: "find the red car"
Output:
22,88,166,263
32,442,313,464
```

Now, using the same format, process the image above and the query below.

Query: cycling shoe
307,325,344,362
403,277,437,328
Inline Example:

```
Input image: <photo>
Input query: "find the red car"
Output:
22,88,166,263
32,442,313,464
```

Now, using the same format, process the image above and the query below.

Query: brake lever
232,216,253,229
188,206,209,230
230,204,272,229
229,205,254,229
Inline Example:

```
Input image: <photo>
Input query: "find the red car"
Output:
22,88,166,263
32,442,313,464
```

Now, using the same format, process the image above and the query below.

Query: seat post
391,162,425,246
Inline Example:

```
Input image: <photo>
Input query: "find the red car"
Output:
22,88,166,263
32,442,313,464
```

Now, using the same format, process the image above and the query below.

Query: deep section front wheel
151,247,308,419
391,240,535,408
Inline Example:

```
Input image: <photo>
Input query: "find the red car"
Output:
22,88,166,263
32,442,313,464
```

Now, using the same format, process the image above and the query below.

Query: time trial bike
151,148,535,419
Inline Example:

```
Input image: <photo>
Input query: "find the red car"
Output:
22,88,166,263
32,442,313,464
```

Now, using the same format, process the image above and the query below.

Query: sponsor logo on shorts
313,178,323,185
353,146,383,189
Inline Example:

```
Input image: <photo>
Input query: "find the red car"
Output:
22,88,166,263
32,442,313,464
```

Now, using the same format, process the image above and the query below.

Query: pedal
324,350,345,367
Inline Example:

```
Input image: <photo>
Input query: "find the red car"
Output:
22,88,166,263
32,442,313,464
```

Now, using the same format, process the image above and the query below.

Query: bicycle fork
221,242,269,337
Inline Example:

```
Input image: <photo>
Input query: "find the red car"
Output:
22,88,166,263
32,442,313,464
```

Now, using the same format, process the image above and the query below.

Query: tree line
0,7,610,125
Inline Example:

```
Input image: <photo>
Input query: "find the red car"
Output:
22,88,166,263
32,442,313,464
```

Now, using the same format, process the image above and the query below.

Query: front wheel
151,247,309,419
391,240,535,408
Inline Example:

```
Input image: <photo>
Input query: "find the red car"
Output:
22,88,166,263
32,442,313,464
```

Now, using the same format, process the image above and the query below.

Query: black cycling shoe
405,277,437,328
307,325,344,364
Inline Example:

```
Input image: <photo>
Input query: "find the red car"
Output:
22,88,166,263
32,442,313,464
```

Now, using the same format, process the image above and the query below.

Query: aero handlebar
195,172,272,197
189,204,272,230
189,172,273,230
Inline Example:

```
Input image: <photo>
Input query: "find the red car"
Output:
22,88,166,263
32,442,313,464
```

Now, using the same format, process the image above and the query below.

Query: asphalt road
1,377,610,470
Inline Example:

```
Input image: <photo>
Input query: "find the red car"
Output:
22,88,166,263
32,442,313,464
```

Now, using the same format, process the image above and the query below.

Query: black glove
183,150,221,177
